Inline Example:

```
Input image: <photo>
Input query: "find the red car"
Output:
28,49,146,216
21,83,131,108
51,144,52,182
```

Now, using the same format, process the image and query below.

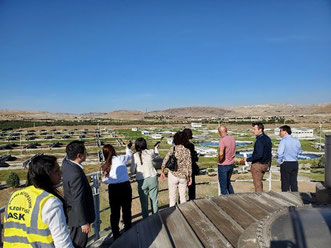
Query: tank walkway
91,191,318,248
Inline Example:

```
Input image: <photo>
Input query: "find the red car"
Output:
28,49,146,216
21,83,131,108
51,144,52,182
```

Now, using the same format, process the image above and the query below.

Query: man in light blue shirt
276,125,302,192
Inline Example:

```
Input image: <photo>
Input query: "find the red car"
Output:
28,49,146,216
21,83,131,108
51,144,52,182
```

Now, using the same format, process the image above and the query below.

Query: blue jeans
218,164,235,195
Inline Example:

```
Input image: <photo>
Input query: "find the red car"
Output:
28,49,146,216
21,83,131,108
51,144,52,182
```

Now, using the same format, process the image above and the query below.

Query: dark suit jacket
62,158,95,227
184,142,200,175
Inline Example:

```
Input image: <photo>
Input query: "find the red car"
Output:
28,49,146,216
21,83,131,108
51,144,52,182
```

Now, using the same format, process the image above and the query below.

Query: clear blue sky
0,0,330,113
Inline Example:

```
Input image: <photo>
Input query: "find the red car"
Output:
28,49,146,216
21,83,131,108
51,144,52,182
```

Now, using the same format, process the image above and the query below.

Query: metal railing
0,206,5,247
87,172,101,242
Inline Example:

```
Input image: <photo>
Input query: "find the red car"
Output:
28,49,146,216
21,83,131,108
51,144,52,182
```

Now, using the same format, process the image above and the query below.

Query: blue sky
0,0,330,113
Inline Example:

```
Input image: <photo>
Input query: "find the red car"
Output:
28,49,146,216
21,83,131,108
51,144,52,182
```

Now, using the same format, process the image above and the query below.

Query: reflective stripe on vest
4,186,55,247
3,236,54,248
31,191,50,229
4,222,51,236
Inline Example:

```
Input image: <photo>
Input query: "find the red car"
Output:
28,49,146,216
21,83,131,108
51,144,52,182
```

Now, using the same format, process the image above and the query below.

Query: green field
0,126,326,185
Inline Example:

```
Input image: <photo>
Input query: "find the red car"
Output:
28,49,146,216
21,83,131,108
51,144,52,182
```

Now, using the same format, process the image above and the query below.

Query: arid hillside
148,107,234,118
104,110,146,120
1,103,330,120
311,104,331,114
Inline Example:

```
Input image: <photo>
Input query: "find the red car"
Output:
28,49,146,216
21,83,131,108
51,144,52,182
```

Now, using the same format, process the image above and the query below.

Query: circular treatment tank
256,206,331,248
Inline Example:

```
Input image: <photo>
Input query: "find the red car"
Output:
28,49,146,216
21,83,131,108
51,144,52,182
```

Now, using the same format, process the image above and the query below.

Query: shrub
311,159,319,168
6,172,20,188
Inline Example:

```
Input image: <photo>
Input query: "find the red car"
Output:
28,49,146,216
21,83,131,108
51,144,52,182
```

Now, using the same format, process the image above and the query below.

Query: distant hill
0,110,81,120
0,103,330,120
225,104,325,117
148,107,234,118
311,103,331,114
104,110,146,120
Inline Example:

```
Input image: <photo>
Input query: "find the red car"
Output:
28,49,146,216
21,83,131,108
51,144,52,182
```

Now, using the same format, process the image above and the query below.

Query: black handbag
165,147,178,171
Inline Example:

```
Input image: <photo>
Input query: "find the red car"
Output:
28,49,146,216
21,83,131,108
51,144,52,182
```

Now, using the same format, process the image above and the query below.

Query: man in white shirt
276,125,302,192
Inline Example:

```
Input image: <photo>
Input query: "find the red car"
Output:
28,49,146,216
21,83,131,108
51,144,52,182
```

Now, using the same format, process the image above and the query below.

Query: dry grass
0,187,20,207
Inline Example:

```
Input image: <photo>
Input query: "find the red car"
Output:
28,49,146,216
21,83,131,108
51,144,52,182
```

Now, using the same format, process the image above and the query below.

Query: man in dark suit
62,141,95,248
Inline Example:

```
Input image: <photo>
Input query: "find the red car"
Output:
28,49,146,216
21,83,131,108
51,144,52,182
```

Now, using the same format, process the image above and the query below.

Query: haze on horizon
0,0,330,114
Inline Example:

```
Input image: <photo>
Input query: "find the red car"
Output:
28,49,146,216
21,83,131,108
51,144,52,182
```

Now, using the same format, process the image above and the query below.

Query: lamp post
320,122,322,151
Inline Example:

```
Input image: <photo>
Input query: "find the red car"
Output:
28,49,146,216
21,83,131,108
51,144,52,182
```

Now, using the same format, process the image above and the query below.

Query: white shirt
276,135,302,164
69,159,84,170
131,148,159,180
102,148,133,184
42,197,74,248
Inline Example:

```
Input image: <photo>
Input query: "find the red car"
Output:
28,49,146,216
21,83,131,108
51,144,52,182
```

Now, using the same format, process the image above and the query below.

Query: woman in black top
183,128,199,200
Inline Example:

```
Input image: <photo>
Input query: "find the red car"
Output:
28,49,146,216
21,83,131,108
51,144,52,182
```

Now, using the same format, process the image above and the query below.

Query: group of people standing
3,128,198,248
3,123,302,247
218,122,302,195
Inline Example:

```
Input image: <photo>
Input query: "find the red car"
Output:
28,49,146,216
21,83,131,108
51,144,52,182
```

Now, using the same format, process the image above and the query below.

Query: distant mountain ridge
148,107,234,117
0,103,330,120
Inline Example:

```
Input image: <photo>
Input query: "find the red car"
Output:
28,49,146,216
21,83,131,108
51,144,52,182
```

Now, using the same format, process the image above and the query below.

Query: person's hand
187,177,192,186
161,172,165,181
126,141,132,149
81,224,91,233
243,157,247,162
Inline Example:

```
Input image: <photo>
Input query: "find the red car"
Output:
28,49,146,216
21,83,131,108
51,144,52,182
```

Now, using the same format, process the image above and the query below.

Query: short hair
66,141,85,160
183,128,193,139
280,125,292,134
252,122,264,132
173,131,188,146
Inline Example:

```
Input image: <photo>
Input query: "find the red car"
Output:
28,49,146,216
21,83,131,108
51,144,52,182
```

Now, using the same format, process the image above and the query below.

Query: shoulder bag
165,147,178,171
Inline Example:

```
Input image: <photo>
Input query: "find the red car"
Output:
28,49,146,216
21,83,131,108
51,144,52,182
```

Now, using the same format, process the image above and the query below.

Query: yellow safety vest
3,185,55,248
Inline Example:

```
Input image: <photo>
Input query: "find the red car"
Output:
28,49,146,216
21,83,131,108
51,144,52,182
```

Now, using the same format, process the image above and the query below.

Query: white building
160,131,176,135
141,130,149,136
274,128,314,139
191,122,202,128
131,128,138,131
151,133,162,139
195,146,217,157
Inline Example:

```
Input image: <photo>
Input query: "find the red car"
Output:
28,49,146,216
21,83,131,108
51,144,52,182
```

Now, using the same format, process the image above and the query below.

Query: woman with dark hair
161,132,192,207
183,128,200,200
4,155,73,248
130,138,159,218
101,144,133,240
